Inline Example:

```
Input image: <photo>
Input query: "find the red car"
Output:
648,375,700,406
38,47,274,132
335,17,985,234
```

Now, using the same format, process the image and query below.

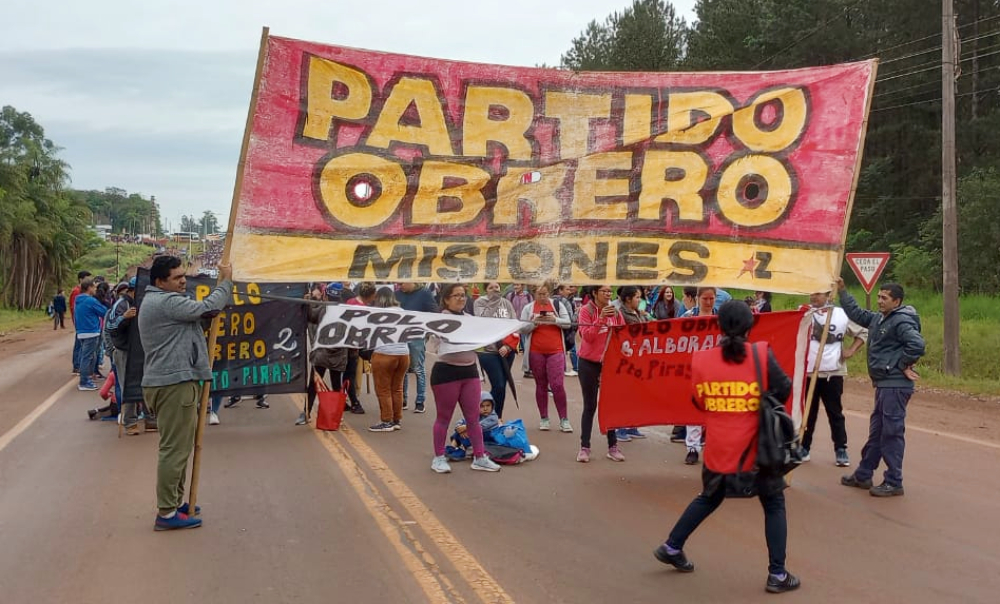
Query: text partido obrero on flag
229,35,876,293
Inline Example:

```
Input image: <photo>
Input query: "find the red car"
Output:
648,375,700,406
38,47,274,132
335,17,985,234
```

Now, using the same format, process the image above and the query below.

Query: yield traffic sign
845,253,891,293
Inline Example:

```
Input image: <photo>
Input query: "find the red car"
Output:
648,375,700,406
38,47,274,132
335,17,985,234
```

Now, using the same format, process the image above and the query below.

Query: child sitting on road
446,392,501,461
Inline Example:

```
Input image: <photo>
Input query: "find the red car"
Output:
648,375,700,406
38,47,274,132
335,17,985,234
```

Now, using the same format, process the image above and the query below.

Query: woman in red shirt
520,280,573,433
654,301,799,594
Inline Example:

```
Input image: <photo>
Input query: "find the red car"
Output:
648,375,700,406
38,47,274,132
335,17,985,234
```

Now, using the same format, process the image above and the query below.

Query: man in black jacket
836,278,925,497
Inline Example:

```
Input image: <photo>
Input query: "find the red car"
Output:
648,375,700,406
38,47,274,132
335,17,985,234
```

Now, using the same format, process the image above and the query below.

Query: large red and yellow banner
231,35,876,292
597,310,810,433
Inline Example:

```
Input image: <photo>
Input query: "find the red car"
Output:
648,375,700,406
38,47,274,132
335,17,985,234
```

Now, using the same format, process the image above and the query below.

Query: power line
959,46,1000,64
857,14,1000,62
877,57,941,81
871,89,988,113
874,79,939,99
876,62,943,83
881,29,1000,66
881,45,942,65
752,0,868,69
858,33,940,61
958,13,1000,32
874,61,1000,103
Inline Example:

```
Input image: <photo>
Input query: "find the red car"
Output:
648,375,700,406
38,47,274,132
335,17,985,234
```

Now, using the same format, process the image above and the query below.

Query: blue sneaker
615,428,632,442
177,502,201,516
154,512,202,531
78,381,99,391
627,428,647,439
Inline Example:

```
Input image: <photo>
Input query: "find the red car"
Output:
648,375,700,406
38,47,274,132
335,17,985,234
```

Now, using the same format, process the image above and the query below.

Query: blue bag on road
489,419,532,453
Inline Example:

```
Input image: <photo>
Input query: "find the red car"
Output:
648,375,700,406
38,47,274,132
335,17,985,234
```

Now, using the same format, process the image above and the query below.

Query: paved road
1,330,998,603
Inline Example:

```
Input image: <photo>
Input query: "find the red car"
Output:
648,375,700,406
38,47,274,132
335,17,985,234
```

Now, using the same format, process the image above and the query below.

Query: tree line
562,0,1000,294
0,106,165,309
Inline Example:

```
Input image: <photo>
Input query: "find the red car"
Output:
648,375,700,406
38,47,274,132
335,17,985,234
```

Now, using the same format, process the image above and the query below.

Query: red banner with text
231,35,876,292
597,310,810,434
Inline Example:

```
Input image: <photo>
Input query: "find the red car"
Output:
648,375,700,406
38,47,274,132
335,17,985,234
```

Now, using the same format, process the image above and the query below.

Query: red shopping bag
99,371,117,402
315,374,349,432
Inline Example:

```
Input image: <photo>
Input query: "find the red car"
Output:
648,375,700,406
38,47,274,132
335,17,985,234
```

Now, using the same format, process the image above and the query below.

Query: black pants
344,354,361,406
306,367,344,415
802,376,847,451
578,358,616,449
667,486,788,575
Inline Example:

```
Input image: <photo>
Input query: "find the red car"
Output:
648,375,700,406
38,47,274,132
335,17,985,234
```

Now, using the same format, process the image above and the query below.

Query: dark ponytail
717,300,754,364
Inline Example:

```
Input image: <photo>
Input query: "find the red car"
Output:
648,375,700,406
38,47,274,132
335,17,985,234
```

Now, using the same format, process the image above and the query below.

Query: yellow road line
312,425,465,603
0,379,76,454
338,424,515,604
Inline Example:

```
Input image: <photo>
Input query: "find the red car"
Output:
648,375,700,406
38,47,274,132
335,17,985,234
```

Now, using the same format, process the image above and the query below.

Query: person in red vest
654,300,800,594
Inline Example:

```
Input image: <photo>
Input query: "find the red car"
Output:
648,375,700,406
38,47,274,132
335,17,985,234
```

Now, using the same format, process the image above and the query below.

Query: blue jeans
211,395,222,414
72,336,82,372
477,352,508,419
567,343,579,372
668,486,787,575
77,337,100,385
403,338,427,405
855,387,912,487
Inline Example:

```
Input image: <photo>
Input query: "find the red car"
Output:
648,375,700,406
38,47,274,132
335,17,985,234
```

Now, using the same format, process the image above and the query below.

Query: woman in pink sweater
576,285,626,463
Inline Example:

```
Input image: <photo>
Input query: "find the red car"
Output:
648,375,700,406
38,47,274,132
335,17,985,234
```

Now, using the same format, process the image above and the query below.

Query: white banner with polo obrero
314,305,529,353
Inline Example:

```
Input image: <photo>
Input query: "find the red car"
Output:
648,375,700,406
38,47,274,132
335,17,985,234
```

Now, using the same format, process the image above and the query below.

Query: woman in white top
430,284,501,474
368,287,411,432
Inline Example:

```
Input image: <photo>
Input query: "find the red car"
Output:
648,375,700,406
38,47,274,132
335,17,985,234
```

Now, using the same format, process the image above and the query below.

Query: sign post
845,252,891,309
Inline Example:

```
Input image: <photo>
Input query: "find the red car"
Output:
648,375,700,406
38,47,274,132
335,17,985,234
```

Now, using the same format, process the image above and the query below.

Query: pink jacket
577,301,625,363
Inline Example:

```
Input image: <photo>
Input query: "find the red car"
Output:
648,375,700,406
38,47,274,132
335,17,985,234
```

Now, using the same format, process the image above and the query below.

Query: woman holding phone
519,280,573,433
576,285,626,462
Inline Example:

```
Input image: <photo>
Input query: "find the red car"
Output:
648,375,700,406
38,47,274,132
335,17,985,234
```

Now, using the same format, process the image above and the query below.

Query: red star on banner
738,254,757,279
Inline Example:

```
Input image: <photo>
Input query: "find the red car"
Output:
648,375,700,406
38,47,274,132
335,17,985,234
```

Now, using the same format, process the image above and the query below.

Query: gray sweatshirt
139,281,233,387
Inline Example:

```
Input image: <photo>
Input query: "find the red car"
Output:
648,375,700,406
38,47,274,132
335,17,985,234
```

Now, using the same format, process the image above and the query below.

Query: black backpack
751,345,802,476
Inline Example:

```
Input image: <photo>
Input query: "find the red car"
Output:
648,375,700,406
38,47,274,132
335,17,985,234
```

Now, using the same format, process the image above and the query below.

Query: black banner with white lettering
123,269,307,402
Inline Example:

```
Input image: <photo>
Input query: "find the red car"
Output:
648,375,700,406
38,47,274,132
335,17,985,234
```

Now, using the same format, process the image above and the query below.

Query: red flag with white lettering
598,309,810,433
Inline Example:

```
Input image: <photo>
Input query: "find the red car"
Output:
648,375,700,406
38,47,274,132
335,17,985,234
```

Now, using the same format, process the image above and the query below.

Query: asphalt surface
1,329,999,603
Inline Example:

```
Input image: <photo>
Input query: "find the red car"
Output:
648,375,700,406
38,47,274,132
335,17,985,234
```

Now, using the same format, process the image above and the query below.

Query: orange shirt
530,301,564,354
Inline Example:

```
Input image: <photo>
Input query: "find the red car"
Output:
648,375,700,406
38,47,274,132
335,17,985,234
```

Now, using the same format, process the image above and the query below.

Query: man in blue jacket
140,255,233,530
836,278,925,497
74,279,109,390
395,283,437,413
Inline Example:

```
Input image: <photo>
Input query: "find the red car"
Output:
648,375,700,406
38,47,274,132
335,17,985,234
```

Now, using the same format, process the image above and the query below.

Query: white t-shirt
806,306,868,376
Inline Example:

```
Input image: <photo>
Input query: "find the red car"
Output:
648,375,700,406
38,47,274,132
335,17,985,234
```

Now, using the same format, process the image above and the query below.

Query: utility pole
942,0,961,375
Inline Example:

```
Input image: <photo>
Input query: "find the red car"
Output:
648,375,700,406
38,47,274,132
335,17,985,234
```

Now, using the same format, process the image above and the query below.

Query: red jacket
690,342,767,474
577,302,625,363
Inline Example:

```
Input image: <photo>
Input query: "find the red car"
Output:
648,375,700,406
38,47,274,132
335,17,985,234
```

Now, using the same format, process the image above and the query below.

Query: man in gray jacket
139,255,233,530
836,277,925,497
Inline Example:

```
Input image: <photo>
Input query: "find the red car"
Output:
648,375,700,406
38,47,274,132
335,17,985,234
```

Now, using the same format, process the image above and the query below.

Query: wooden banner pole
189,26,270,512
786,285,835,486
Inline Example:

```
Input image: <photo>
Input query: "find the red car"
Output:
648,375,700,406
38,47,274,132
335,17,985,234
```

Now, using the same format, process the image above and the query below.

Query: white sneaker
539,418,551,431
209,412,220,425
559,418,573,432
565,370,578,377
431,455,452,474
471,455,501,472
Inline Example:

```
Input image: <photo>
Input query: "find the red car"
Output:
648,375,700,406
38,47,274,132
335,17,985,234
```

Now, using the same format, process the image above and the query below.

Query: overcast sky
1,0,696,232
